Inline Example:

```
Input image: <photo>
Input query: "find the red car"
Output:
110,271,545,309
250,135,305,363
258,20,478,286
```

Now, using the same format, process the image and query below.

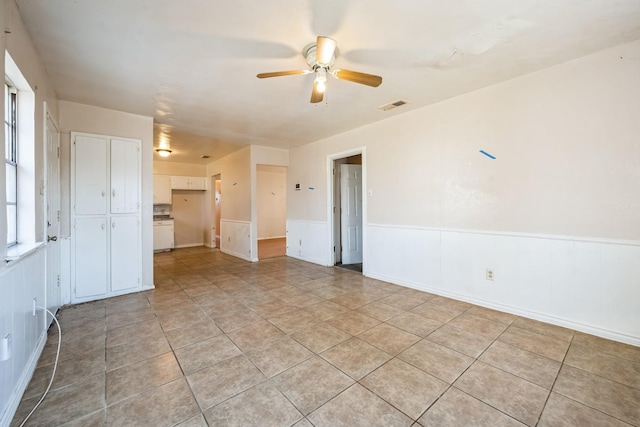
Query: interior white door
45,114,61,314
340,164,363,264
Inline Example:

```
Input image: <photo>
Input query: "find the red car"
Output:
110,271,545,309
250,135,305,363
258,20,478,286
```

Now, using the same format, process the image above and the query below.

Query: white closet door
111,139,140,213
74,135,108,215
74,217,108,298
111,215,140,292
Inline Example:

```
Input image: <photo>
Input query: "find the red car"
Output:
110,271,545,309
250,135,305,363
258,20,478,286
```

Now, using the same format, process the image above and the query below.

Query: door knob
47,235,57,242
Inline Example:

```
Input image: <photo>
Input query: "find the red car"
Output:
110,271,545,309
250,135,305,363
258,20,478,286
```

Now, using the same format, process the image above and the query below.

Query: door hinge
57,147,60,158
57,210,60,221
57,274,61,287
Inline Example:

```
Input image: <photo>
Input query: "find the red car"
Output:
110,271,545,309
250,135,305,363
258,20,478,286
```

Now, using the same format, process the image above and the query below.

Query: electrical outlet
0,334,12,361
486,269,495,281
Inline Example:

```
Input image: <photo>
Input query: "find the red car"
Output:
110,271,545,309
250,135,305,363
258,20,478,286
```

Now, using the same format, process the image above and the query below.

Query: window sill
6,242,45,263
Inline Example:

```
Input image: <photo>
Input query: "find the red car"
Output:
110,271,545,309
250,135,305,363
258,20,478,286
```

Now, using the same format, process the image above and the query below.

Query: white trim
367,269,640,347
326,147,367,268
366,222,640,247
257,236,286,241
174,243,204,249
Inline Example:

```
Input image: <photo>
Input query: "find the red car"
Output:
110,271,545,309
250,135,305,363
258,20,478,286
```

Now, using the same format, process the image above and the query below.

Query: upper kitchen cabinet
171,176,207,190
111,138,140,213
153,175,172,204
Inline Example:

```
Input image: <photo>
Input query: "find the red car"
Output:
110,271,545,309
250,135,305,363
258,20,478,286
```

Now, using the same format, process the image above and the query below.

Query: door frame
326,147,367,269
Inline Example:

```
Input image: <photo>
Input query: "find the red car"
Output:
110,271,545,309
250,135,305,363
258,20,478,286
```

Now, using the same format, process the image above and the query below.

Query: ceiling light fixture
314,68,327,93
155,148,172,157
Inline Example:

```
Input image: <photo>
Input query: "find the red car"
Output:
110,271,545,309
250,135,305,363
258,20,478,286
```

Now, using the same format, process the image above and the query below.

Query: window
5,81,17,246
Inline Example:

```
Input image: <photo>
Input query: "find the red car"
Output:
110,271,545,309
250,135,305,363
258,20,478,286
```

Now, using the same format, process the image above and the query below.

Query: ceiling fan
257,36,383,103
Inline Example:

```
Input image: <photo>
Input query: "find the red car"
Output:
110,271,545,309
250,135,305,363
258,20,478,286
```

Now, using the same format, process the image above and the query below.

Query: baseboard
257,236,286,241
221,248,251,262
0,330,47,427
286,251,330,267
174,243,204,249
366,271,640,347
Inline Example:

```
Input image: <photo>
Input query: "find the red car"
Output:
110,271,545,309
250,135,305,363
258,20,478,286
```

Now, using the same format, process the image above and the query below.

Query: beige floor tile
186,355,266,410
292,418,314,427
428,296,472,312
273,356,354,415
320,337,392,380
378,293,426,310
23,349,105,400
356,301,405,321
426,324,494,358
454,362,550,426
210,308,264,333
307,383,413,427
410,302,464,323
572,332,640,363
464,305,517,325
13,374,105,427
305,300,350,320
106,352,182,405
330,292,378,309
203,383,302,426
358,323,421,355
327,311,380,335
106,333,171,371
399,339,474,384
361,358,448,420
479,341,561,389
386,312,443,337
227,320,286,351
311,285,352,299
553,365,640,425
105,307,156,330
245,336,313,378
106,319,165,348
107,378,199,426
280,293,326,308
539,392,631,427
419,387,525,427
267,309,321,334
447,312,509,339
499,326,570,362
512,317,574,342
175,414,208,427
174,334,242,374
157,308,210,332
565,343,640,388
290,322,352,353
59,409,106,427
164,319,223,349
253,299,298,318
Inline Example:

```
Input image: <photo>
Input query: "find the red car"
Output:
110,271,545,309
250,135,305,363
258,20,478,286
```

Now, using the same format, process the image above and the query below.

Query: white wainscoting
0,247,48,427
365,223,640,346
220,220,252,261
286,220,330,266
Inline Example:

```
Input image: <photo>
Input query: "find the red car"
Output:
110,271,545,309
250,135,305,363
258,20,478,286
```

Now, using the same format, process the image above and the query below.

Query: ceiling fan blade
257,70,311,78
332,69,382,87
310,81,324,103
316,36,337,65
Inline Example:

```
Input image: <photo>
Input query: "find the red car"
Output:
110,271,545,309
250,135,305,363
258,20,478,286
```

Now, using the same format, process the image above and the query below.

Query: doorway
213,174,221,248
256,164,287,259
331,152,363,272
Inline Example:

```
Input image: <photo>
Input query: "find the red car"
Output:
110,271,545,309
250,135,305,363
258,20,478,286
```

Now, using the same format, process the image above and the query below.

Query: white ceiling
15,0,640,164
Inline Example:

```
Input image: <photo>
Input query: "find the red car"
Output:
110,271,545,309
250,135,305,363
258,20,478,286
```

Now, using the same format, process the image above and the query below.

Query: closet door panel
74,135,108,215
111,139,140,213
74,217,108,298
111,216,140,292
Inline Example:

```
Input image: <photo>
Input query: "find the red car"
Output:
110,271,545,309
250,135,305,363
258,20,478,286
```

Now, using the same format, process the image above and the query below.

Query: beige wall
172,190,206,247
153,161,206,176
288,39,640,241
206,146,252,222
257,165,286,239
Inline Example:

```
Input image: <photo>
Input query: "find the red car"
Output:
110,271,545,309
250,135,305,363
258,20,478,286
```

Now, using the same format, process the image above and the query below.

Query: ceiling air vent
378,99,409,111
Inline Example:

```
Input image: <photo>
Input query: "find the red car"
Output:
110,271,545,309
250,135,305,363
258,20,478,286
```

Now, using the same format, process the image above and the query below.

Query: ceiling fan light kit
257,36,382,103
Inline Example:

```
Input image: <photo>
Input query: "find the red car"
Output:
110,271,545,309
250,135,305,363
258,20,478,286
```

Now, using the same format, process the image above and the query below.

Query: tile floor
12,247,640,427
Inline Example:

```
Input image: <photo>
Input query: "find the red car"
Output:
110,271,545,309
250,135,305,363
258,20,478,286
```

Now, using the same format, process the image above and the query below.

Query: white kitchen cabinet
171,176,207,190
74,135,108,215
111,216,140,291
74,217,108,298
111,139,140,213
153,175,172,204
71,132,142,303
